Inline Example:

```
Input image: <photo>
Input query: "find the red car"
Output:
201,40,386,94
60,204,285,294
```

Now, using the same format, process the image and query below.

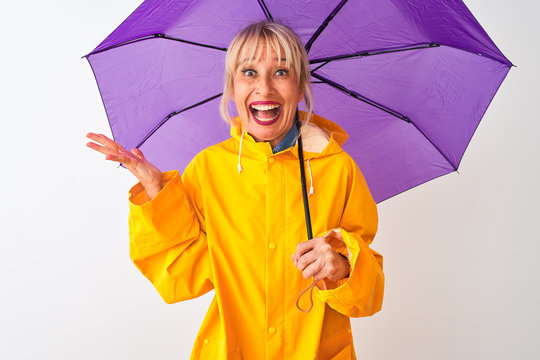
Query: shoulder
184,137,237,177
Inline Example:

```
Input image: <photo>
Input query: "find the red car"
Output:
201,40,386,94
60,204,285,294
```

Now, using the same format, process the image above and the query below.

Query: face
231,43,304,148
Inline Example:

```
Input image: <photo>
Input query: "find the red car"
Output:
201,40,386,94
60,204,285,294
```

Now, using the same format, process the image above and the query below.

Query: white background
1,0,538,359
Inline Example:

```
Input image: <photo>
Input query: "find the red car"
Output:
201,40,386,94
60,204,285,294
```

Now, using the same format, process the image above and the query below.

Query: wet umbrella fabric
85,0,512,204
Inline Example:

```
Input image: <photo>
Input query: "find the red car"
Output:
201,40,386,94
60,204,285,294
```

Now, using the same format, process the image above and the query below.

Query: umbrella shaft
296,110,313,240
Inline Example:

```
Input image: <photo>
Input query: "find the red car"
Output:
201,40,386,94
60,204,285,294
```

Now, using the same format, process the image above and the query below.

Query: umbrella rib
408,120,458,171
312,73,458,171
135,93,223,149
305,0,348,53
155,34,227,51
310,42,440,64
84,34,226,57
311,61,330,73
441,43,513,67
311,72,410,122
256,0,274,21
310,42,512,67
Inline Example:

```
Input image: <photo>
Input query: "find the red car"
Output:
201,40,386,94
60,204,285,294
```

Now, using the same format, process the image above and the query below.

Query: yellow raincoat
128,113,384,359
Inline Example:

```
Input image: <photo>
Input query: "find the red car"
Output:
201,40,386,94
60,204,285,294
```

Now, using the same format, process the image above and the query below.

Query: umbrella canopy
85,0,512,203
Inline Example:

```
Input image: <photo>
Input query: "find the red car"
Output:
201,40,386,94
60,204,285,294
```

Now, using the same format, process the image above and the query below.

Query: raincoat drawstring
237,130,245,174
307,158,314,197
296,280,317,313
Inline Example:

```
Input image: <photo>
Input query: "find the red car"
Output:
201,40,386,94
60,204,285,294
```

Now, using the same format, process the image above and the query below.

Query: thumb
131,148,145,160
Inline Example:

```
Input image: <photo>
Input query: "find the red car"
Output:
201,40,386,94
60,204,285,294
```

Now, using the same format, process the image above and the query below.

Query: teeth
251,104,280,111
254,113,279,122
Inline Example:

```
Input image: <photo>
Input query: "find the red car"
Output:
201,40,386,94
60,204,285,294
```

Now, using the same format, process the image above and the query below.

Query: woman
87,21,383,360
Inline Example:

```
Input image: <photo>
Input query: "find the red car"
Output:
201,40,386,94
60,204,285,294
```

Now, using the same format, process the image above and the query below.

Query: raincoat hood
230,111,349,159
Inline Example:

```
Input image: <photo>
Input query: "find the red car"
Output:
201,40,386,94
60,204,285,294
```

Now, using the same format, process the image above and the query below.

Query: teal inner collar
272,122,298,154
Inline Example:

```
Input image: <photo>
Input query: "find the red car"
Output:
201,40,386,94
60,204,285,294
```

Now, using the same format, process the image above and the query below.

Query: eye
242,69,256,77
275,69,289,76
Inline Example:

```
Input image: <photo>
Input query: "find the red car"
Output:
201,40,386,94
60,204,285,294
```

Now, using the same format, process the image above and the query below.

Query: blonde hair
219,21,313,126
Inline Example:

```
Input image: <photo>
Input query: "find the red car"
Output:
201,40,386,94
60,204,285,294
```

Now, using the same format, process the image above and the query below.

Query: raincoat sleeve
128,166,213,304
316,158,384,317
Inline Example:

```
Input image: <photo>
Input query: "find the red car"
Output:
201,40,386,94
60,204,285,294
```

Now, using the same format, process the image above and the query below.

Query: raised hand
86,132,163,199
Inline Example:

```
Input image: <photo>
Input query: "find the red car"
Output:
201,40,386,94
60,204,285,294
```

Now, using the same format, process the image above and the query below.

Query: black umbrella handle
296,109,313,241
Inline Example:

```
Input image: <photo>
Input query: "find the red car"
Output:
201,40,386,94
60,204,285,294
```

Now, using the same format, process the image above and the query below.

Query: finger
303,258,324,280
86,132,108,145
294,240,316,260
86,141,129,163
296,250,319,272
294,236,329,262
86,132,110,143
86,141,112,156
86,132,120,149
291,254,300,267
104,154,132,165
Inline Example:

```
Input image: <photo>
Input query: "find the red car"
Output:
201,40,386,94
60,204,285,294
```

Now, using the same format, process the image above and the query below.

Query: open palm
86,132,163,195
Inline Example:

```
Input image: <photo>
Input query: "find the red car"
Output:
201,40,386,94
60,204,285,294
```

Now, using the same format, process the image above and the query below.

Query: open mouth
249,103,281,125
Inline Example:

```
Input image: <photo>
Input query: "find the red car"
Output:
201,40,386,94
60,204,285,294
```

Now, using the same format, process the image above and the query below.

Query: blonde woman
87,21,383,360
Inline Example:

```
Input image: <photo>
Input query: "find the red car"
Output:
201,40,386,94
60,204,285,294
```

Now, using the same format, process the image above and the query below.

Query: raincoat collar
230,111,349,159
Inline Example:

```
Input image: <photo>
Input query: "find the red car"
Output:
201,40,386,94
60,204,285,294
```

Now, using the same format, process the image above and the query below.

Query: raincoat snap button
268,326,276,334
268,157,275,164
269,242,276,250
203,339,209,344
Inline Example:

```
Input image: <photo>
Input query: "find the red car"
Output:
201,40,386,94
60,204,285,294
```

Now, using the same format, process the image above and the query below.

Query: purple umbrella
85,0,512,203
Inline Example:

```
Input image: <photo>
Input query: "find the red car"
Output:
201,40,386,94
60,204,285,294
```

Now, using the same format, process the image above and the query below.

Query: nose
255,74,274,96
